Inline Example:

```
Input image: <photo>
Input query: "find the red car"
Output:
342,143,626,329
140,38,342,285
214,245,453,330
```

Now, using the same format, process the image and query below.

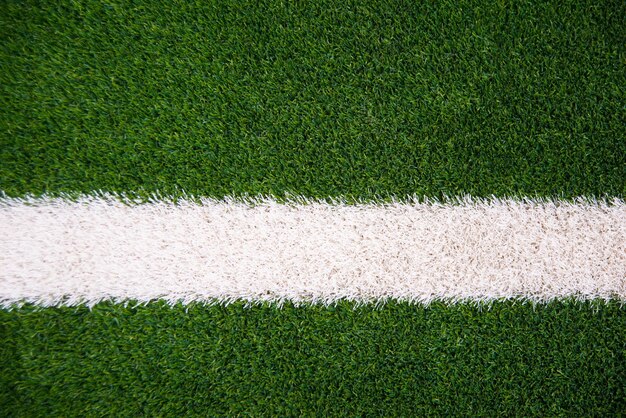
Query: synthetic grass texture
1,300,625,416
0,0,624,200
1,0,625,415
2,195,626,306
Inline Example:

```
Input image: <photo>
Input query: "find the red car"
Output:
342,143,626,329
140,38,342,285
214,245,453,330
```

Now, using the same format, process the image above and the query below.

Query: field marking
1,196,625,306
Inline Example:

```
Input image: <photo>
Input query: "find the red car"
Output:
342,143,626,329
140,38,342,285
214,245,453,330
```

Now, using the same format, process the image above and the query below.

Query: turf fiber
2,301,625,416
1,0,625,415
1,0,624,199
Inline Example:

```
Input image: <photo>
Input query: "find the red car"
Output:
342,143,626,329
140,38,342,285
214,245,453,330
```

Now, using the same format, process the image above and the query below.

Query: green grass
1,1,625,415
1,0,624,200
1,301,625,416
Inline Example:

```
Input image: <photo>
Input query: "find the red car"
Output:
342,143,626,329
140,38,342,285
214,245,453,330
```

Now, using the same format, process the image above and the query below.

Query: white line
1,195,625,306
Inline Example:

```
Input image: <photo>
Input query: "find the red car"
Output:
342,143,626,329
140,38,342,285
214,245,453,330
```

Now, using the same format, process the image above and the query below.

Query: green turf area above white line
1,195,624,306
1,0,624,199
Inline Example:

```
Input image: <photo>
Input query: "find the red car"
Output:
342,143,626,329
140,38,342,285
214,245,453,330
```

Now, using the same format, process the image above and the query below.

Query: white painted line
1,196,625,306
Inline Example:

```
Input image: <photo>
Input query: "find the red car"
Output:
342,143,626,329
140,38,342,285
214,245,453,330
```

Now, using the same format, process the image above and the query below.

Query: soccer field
1,0,625,415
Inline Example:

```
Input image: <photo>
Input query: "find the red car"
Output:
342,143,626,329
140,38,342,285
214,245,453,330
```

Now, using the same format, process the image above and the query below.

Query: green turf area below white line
2,300,625,416
2,195,624,306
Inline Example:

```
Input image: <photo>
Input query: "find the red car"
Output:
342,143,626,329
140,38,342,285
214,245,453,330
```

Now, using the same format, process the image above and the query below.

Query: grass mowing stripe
2,195,625,306
1,300,625,416
1,0,624,199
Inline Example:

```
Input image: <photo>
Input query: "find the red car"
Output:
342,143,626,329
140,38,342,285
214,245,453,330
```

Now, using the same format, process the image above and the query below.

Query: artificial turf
0,0,624,200
1,301,625,416
1,0,625,415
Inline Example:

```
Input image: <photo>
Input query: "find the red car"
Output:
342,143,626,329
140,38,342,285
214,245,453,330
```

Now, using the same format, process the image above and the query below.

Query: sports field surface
1,0,625,415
